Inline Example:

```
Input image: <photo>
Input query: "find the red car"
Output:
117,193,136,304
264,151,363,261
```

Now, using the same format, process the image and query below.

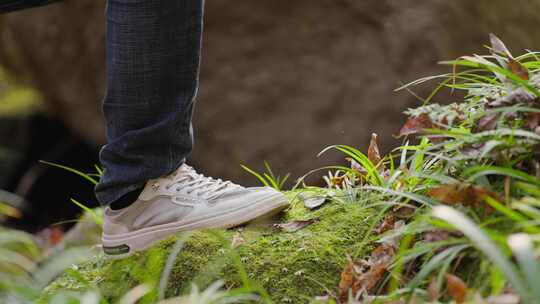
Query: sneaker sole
102,193,288,259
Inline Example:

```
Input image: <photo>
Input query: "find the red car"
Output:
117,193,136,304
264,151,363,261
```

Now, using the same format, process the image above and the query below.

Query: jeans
1,0,203,206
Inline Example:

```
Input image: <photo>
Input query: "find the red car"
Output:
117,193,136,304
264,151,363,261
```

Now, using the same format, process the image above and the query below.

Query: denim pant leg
95,0,204,206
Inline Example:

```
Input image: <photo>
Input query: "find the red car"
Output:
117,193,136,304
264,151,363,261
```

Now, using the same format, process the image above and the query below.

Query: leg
99,0,289,258
95,0,203,206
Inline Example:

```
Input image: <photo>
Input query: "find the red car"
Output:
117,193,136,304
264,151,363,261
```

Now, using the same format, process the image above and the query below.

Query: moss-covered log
41,192,381,303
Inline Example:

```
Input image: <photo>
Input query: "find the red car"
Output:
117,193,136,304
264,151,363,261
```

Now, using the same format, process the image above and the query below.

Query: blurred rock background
1,0,539,229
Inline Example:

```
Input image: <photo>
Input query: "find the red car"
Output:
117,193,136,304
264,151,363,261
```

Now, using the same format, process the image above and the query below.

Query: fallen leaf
507,58,529,80
368,133,382,166
427,184,471,205
487,87,536,107
445,273,468,304
338,244,396,301
489,33,512,57
476,113,499,131
392,205,415,219
423,231,451,243
346,158,369,186
231,232,245,249
354,244,395,292
345,157,361,171
338,255,356,302
300,193,327,210
374,216,395,234
399,113,434,137
524,112,540,130
427,277,439,302
273,218,319,232
427,184,501,210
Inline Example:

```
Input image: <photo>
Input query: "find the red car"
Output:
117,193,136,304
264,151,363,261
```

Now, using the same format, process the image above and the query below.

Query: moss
42,190,381,303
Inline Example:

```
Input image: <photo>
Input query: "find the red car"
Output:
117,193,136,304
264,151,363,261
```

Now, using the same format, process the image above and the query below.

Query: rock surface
2,0,540,184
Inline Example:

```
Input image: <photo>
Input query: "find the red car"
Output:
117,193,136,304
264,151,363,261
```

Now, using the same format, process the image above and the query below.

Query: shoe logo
172,195,206,206
103,244,130,255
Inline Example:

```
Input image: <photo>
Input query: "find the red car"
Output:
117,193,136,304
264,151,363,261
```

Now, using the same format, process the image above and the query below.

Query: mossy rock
42,191,381,303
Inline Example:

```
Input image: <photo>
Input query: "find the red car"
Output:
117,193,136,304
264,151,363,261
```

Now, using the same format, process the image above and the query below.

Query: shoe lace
165,165,242,200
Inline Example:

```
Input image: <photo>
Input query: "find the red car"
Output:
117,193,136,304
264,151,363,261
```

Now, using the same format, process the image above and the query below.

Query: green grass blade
432,206,532,302
70,198,102,225
263,173,279,190
407,244,469,293
40,160,98,185
319,145,383,185
507,234,540,302
240,165,271,187
94,164,103,176
514,182,540,198
278,173,290,190
464,165,540,187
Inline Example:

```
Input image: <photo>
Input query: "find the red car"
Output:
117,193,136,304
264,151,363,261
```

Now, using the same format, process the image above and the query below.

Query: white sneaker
102,164,289,258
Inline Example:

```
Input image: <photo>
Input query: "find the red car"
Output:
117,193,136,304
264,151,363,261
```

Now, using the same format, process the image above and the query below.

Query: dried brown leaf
374,216,395,234
488,87,535,107
445,273,468,304
357,244,395,292
489,33,512,57
427,184,501,210
392,205,415,219
524,112,540,130
354,262,387,293
508,58,529,80
428,184,471,205
338,256,356,302
423,231,451,243
338,244,395,301
368,133,382,166
477,113,499,131
399,113,434,137
273,218,319,232
347,157,365,173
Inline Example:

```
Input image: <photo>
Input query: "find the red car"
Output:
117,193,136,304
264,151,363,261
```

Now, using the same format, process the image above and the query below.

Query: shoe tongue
174,164,195,177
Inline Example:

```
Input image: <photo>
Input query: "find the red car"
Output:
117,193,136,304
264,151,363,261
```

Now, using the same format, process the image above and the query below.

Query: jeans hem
95,182,146,206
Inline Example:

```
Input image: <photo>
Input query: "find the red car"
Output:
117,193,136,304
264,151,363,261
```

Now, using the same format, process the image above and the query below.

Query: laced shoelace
164,165,243,200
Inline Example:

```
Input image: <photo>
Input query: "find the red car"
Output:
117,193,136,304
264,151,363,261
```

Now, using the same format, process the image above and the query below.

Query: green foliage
241,161,290,191
3,35,540,303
